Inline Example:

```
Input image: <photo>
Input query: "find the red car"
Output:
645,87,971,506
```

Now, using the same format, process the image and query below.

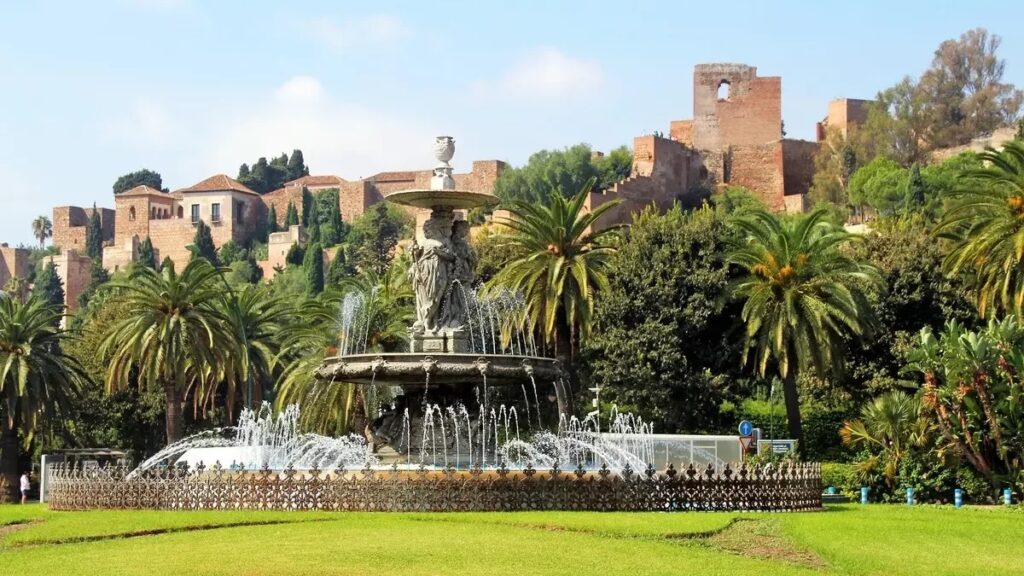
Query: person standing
19,471,30,504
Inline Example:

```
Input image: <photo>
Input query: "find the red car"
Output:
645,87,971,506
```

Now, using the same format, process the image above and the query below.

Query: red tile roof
119,185,169,198
284,175,346,187
176,174,259,196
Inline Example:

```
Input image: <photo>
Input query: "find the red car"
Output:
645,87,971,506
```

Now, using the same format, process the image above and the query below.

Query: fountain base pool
46,462,823,512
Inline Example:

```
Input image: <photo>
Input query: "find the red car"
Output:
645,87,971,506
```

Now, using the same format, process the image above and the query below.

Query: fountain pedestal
409,327,472,354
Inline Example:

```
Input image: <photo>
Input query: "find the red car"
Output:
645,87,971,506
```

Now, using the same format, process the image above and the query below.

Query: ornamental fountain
44,136,823,512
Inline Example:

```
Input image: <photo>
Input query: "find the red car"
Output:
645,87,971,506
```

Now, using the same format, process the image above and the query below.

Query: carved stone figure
409,215,455,333
446,220,477,328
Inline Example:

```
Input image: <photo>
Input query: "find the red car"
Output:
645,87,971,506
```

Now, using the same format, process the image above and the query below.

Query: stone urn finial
434,136,455,164
431,136,456,191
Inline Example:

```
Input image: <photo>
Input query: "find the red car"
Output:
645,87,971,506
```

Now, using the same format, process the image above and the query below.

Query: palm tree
840,390,929,489
490,180,621,361
276,258,413,436
193,284,289,419
728,207,882,445
0,295,89,501
935,141,1024,318
31,216,52,249
99,259,234,444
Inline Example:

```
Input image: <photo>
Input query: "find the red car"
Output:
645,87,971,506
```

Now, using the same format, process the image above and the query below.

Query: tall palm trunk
553,311,574,418
0,426,18,503
782,372,804,448
164,381,184,444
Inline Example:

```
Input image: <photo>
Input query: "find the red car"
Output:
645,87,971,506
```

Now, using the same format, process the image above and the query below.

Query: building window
211,203,221,223
128,207,136,221
717,80,731,101
177,206,184,219
236,201,245,224
191,204,200,224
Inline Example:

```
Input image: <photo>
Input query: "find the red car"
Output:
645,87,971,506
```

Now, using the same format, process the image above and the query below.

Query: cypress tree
77,260,110,310
301,189,313,227
137,236,157,270
304,242,324,296
284,202,299,227
320,189,344,246
189,220,220,265
85,203,103,260
905,163,926,210
267,204,279,235
33,261,65,309
305,198,322,245
286,243,305,267
326,248,353,285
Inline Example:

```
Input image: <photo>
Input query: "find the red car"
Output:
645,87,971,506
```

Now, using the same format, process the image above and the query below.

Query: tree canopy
494,143,632,205
237,150,309,194
862,28,1022,166
586,206,739,432
113,169,164,195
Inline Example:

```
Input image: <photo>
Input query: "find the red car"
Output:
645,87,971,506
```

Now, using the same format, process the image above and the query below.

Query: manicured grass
0,504,1021,575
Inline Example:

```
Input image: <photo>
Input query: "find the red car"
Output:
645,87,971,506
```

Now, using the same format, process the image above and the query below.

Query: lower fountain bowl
315,353,561,387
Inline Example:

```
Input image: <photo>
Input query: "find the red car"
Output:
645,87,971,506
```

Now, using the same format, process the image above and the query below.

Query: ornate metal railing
46,462,822,512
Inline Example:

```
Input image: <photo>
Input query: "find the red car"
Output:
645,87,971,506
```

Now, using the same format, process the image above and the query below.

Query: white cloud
472,49,604,101
306,14,410,54
201,76,437,180
275,76,325,105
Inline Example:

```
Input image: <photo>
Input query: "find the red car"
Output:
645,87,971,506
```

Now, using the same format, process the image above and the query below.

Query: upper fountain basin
315,353,561,387
384,189,500,210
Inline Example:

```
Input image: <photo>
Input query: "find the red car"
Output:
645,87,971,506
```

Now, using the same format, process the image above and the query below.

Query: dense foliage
237,150,309,194
586,206,738,432
493,143,631,205
112,169,164,195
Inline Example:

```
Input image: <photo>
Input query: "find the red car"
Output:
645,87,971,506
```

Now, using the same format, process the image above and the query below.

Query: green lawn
0,504,1021,575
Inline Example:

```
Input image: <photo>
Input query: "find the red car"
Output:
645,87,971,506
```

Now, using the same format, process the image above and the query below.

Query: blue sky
1,0,1022,245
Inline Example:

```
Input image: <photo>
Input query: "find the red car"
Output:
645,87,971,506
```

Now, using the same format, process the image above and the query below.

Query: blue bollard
860,486,869,504
1004,488,1012,506
954,488,963,508
906,487,914,505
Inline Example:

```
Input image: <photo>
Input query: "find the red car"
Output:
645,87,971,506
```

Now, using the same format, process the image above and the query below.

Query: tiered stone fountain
313,137,561,461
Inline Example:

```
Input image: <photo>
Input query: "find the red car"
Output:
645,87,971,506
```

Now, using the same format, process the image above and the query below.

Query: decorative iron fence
46,462,822,512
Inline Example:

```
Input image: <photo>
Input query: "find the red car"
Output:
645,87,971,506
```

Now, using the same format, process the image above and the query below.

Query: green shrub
821,462,859,497
897,452,994,504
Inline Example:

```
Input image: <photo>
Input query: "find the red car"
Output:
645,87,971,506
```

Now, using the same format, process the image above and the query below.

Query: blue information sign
738,420,753,436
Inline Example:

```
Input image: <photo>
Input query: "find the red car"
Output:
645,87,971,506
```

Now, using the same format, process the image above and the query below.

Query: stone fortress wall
36,61,872,303
585,63,869,228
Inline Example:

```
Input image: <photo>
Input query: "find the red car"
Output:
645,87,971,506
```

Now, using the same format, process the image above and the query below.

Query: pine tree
286,149,309,180
284,202,299,227
137,237,157,270
85,203,103,260
326,248,353,285
905,163,926,211
33,261,65,309
304,243,324,296
305,197,322,245
267,204,279,235
189,220,220,265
